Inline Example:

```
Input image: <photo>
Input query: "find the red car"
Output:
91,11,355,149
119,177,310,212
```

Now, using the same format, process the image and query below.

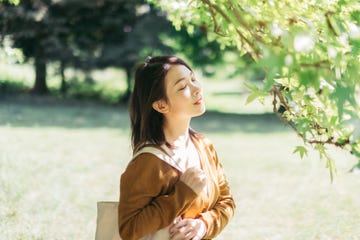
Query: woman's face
162,64,205,119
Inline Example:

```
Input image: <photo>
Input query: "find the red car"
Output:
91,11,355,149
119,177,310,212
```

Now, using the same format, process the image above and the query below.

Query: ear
152,99,169,113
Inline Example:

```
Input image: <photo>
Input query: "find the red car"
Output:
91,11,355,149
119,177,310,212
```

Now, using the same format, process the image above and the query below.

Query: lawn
0,96,359,240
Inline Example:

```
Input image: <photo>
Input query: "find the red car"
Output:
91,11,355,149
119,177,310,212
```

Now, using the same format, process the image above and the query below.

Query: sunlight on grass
1,101,359,240
208,133,360,240
0,126,131,239
0,63,34,87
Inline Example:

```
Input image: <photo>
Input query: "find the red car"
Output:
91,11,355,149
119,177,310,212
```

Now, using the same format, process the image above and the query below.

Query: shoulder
121,152,179,188
128,151,175,173
191,130,216,152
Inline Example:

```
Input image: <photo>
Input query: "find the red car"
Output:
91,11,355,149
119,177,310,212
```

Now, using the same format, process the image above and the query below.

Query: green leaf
245,92,259,105
338,0,347,6
243,82,268,105
351,143,360,158
0,0,20,4
326,155,337,182
314,144,337,181
314,144,326,159
329,116,338,126
293,146,308,159
243,82,258,92
330,84,354,118
298,68,319,90
351,10,360,24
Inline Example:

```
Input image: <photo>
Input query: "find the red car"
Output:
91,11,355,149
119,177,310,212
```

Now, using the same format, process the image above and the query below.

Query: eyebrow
173,72,194,86
174,77,186,86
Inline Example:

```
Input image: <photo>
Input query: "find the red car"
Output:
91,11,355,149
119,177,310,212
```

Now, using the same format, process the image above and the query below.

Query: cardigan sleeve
197,144,236,239
118,153,197,240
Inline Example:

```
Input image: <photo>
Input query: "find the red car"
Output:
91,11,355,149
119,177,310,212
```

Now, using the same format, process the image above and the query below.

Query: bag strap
133,146,184,173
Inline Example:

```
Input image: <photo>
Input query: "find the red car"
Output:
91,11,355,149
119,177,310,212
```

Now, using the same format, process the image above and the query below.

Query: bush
0,80,29,94
64,79,123,104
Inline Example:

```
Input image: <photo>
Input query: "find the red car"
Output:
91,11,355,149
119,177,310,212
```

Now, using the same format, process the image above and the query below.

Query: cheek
183,88,192,97
168,91,191,110
172,89,191,101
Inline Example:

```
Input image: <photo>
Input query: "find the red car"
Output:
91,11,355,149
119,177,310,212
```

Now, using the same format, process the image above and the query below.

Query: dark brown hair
130,56,193,153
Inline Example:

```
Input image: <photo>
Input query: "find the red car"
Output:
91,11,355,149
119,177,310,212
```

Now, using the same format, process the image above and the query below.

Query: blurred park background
1,0,360,239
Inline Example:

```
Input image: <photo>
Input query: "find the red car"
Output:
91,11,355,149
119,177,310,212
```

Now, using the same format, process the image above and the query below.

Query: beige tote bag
95,146,183,240
95,201,121,240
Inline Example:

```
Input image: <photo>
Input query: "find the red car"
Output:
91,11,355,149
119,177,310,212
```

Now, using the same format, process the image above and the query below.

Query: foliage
0,0,18,4
64,78,123,104
0,79,28,94
0,0,74,93
0,0,176,94
149,0,360,177
0,0,230,98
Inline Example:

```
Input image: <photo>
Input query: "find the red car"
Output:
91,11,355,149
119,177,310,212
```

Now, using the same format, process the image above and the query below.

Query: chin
194,105,206,117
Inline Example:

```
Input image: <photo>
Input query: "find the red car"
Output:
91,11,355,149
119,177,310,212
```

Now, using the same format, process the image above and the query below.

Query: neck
163,117,191,148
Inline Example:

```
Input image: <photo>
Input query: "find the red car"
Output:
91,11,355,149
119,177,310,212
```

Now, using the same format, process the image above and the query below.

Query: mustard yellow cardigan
118,134,235,239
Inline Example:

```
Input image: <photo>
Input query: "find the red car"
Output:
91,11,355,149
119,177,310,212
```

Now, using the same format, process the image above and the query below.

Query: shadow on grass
0,95,290,134
0,94,130,129
193,111,290,134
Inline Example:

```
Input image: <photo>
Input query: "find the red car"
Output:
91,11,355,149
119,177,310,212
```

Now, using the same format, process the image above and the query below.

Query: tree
1,0,228,100
1,0,144,94
65,1,228,103
149,0,360,178
47,0,150,98
90,4,175,102
0,0,77,94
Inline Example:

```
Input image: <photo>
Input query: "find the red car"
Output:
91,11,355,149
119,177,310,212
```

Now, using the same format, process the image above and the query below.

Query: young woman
118,56,235,240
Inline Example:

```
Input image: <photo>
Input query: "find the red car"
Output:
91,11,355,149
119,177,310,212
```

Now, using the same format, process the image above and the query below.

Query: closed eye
179,84,188,91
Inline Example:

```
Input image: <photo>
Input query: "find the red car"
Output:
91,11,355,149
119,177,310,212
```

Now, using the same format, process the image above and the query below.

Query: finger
173,216,182,224
170,228,188,240
169,226,176,237
170,218,186,233
169,224,184,238
175,219,188,228
184,230,197,240
170,230,182,240
171,223,186,235
187,167,203,175
180,228,194,240
170,227,186,239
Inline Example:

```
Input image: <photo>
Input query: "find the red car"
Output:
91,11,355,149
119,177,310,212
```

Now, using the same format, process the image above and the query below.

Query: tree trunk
32,56,48,94
60,61,67,94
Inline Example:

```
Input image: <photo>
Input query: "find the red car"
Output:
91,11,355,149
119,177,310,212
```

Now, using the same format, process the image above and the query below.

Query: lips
194,97,203,105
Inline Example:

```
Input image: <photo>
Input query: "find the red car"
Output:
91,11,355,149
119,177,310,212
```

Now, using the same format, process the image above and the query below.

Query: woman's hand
169,218,207,240
180,167,207,195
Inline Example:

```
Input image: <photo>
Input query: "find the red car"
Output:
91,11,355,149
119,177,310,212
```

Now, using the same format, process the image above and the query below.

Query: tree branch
271,85,349,149
201,0,261,60
300,60,330,69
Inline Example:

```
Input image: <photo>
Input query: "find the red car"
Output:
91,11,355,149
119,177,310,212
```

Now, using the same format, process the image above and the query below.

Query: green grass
0,97,359,240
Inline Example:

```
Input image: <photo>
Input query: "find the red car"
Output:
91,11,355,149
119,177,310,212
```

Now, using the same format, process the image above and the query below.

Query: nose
192,81,202,96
